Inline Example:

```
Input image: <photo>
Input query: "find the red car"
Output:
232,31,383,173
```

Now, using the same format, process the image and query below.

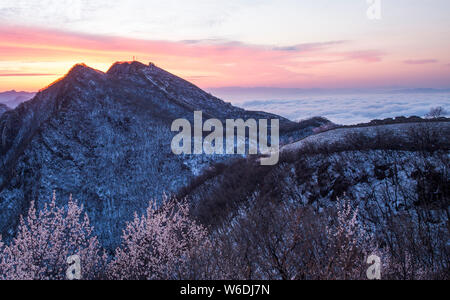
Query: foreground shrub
0,190,446,280
208,197,378,280
107,197,211,280
0,192,104,280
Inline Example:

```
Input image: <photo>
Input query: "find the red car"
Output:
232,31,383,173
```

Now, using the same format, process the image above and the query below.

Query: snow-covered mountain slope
0,61,317,249
282,122,450,153
0,90,35,108
182,121,449,230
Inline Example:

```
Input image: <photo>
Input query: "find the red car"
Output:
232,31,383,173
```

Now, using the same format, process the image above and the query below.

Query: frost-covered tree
0,192,104,280
426,106,447,119
209,196,381,280
108,197,211,280
322,198,375,279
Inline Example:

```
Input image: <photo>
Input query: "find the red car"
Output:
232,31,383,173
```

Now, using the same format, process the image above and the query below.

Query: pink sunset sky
0,0,449,92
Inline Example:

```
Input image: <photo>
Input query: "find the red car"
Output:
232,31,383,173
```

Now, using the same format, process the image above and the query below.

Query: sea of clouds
238,93,450,125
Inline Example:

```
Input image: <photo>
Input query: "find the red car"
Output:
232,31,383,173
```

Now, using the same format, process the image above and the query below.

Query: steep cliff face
0,61,312,249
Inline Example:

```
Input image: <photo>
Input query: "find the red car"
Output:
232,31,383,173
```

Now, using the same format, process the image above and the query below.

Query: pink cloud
404,59,438,65
7,24,448,90
345,50,385,62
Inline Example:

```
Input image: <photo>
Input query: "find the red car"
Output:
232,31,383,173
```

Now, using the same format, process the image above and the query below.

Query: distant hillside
0,90,35,108
181,121,449,227
282,121,450,153
178,121,449,280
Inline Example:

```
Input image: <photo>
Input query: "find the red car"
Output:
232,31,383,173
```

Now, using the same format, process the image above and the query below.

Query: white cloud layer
239,93,450,125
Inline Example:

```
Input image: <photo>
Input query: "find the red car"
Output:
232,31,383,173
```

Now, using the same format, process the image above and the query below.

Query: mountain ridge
0,61,320,249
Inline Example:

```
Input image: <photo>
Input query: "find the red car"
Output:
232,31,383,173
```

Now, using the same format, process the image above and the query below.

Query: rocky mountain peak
60,63,105,86
68,63,102,75
106,61,148,76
